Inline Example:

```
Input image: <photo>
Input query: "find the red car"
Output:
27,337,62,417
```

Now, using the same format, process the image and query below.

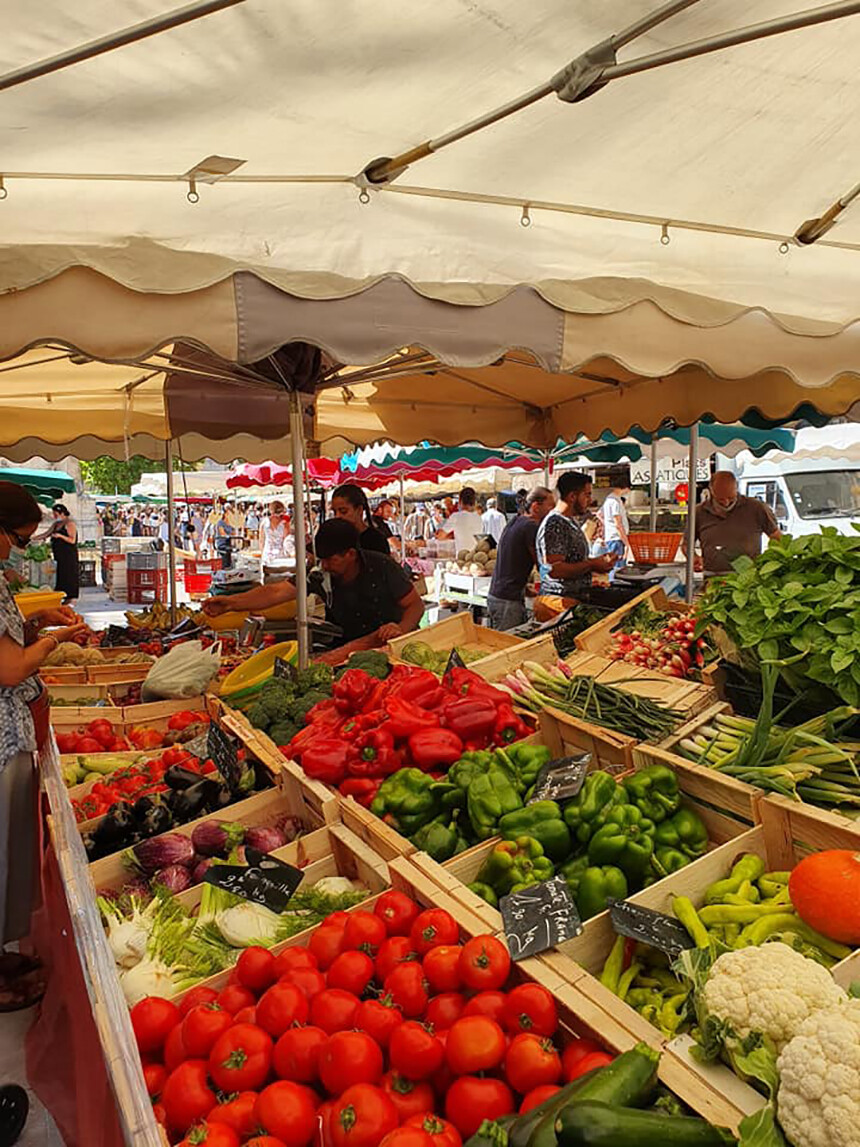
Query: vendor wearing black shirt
487,486,555,630
201,519,424,665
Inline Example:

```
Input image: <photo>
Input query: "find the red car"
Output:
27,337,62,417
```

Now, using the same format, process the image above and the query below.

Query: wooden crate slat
387,612,523,663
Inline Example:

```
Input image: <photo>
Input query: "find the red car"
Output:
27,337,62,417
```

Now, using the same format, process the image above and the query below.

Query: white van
733,426,860,538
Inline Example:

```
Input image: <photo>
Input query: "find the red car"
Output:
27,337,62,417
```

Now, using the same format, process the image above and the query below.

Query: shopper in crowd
441,487,484,555
424,503,447,541
45,504,80,604
535,472,615,619
157,513,170,549
0,482,86,1011
130,511,143,537
695,471,781,574
203,518,424,664
213,505,234,570
260,501,289,564
481,497,507,545
487,487,555,630
601,478,631,581
404,503,429,542
245,503,260,538
371,499,395,540
330,484,390,554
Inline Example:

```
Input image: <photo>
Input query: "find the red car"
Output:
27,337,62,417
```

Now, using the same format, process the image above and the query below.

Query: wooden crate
472,632,559,684
48,682,112,708
87,663,152,684
40,666,89,684
386,612,522,665
52,697,207,741
338,796,417,861
574,585,688,655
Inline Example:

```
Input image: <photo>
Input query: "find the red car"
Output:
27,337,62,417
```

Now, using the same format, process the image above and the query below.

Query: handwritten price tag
500,876,582,961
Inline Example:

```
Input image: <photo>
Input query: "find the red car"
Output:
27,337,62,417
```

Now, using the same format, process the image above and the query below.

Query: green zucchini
465,1115,517,1147
555,1102,736,1147
508,1070,599,1147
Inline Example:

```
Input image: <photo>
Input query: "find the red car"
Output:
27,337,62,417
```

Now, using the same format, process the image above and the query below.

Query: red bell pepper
340,710,386,742
167,710,197,731
339,777,383,808
446,666,508,704
301,738,350,784
389,669,442,704
333,668,379,714
493,702,532,745
306,698,342,726
407,727,464,771
442,696,498,742
347,728,401,777
289,721,334,759
384,695,440,740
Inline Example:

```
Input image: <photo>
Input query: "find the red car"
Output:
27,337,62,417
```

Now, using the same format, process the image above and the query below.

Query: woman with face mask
0,483,87,1011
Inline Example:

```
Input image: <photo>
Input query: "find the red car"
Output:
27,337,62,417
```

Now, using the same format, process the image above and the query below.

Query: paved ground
0,1006,63,1146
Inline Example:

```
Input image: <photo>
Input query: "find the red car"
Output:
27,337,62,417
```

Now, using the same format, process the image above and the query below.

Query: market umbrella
0,465,75,503
226,458,343,490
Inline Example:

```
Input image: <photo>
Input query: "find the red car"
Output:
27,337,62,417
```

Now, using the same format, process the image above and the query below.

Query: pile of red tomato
70,747,217,822
133,893,612,1147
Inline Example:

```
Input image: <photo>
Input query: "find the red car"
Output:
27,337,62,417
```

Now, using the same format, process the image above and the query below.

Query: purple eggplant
191,820,246,858
152,864,192,893
126,832,195,874
278,816,303,844
243,825,287,854
191,857,215,884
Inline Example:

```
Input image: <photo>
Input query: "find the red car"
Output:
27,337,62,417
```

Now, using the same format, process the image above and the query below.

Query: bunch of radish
607,614,706,678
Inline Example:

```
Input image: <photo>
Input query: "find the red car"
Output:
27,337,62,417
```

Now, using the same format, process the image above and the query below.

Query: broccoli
286,690,330,724
268,721,298,747
344,650,390,680
295,663,333,694
256,678,295,722
260,677,295,702
246,701,270,730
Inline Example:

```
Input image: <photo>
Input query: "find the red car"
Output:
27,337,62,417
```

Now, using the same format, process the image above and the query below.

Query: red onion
243,825,287,854
152,865,192,893
191,820,245,857
130,832,195,874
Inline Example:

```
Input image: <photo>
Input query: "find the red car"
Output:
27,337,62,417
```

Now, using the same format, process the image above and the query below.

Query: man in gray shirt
696,472,781,574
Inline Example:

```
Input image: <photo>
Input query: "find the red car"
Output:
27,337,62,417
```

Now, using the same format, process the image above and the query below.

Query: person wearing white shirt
441,487,485,555
481,498,506,545
600,481,631,581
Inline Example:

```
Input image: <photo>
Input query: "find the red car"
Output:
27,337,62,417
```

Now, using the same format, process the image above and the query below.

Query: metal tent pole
543,450,551,489
399,473,406,562
685,425,699,604
649,436,658,532
289,394,310,668
165,441,178,626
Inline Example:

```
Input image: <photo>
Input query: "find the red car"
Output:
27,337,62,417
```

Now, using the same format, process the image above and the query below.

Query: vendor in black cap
203,519,424,665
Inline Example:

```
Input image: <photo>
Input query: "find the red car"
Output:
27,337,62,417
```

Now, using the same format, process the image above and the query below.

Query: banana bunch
124,603,206,630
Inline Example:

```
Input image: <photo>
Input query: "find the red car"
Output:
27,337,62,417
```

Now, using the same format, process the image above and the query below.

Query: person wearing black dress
330,484,390,555
48,504,79,604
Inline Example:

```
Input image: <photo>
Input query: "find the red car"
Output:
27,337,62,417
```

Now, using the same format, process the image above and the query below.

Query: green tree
80,455,196,495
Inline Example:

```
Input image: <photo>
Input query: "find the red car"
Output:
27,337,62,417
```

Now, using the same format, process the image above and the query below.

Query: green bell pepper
560,853,590,898
498,800,572,862
576,865,628,920
467,765,522,840
411,815,461,862
653,805,708,858
371,768,461,836
449,750,495,791
652,846,690,876
587,803,655,879
499,742,551,793
475,835,554,896
624,764,681,823
562,770,626,845
467,881,499,908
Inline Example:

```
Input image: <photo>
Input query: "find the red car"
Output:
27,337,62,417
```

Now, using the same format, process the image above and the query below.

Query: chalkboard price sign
500,876,582,961
273,657,298,683
443,647,467,678
204,849,303,913
609,900,695,958
530,753,591,804
207,722,243,794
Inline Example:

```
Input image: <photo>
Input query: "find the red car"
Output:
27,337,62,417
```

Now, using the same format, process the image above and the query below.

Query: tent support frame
685,425,698,605
165,441,178,626
289,393,310,669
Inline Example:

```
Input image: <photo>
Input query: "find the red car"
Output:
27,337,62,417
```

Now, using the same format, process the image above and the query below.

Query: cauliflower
777,1000,860,1147
703,943,846,1054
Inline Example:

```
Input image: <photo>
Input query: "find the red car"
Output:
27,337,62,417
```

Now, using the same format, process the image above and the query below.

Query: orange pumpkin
788,850,860,944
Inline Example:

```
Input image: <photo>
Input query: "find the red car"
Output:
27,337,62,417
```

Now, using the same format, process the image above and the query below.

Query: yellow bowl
218,641,299,697
15,590,64,619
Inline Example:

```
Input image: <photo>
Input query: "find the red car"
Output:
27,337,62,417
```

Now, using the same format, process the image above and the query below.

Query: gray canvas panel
235,273,564,370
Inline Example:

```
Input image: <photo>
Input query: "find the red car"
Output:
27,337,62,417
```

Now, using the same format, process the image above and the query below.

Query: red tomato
177,1123,239,1147
76,736,105,754
409,909,459,957
234,1006,257,1025
375,936,417,981
375,890,420,937
181,1004,233,1058
177,985,219,1017
326,950,375,997
425,992,465,1031
324,911,351,927
519,1085,561,1114
383,963,429,1018
55,733,79,754
273,1025,328,1084
131,996,180,1054
161,1060,217,1134
561,1038,606,1081
355,997,404,1050
343,911,387,956
282,965,327,1000
503,983,558,1037
446,1016,506,1076
405,1114,463,1147
570,1050,614,1078
458,936,510,992
217,984,257,1015
309,923,347,970
274,946,318,977
237,946,277,992
246,1139,288,1147
330,1084,398,1147
142,1063,166,1098
164,1024,189,1073
381,1071,435,1123
209,1091,260,1141
389,1022,445,1081
255,1081,317,1147
319,1031,384,1095
445,1077,514,1139
208,1023,274,1093
256,982,310,1038
422,946,462,993
380,1129,434,1147
152,1103,167,1128
504,1033,562,1094
462,991,507,1026
309,988,361,1034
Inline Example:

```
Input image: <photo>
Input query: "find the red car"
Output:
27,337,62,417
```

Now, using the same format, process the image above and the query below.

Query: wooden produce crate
52,696,207,742
574,585,688,655
86,662,152,684
386,611,522,666
47,682,113,708
40,666,89,684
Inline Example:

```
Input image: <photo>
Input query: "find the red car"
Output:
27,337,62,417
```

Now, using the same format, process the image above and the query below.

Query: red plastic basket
628,532,683,564
183,558,221,597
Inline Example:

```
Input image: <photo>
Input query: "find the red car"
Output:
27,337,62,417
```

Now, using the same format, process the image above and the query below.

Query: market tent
0,465,75,502
735,423,860,467
226,458,343,490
